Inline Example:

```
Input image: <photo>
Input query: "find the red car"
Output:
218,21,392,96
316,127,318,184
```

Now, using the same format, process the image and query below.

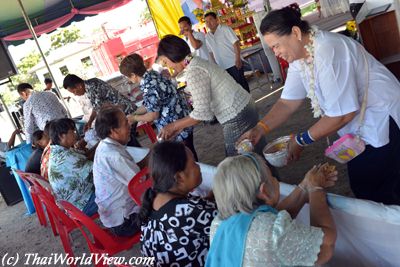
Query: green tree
139,1,152,25
50,26,81,50
5,51,41,105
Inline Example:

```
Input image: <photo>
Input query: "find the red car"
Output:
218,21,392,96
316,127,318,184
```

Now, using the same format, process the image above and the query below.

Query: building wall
34,49,97,89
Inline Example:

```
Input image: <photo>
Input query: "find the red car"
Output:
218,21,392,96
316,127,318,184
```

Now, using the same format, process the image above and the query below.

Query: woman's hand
158,123,180,141
302,163,338,190
237,124,265,147
287,136,304,162
127,114,137,125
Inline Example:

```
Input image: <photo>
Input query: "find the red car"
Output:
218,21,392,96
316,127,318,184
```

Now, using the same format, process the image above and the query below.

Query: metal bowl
263,136,291,167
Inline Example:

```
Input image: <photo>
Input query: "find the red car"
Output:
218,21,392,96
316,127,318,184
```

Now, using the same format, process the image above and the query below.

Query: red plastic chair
128,167,153,206
31,184,78,267
137,122,157,143
15,170,56,233
60,200,140,267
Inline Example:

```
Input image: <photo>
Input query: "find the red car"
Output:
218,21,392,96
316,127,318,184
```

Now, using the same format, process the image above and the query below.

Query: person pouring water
239,7,400,205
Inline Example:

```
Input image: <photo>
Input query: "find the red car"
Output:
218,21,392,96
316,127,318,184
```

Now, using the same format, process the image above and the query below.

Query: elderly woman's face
158,55,185,75
264,29,304,63
260,162,280,206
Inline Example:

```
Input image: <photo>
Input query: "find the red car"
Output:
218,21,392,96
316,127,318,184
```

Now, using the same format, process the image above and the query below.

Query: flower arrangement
301,26,322,118
192,8,205,23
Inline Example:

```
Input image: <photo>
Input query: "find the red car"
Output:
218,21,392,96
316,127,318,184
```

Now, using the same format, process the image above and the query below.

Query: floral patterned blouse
140,70,193,142
84,78,137,115
48,145,94,210
210,210,324,267
40,143,51,181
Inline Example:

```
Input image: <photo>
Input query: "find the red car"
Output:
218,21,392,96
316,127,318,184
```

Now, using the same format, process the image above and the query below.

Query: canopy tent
0,0,134,134
0,0,132,42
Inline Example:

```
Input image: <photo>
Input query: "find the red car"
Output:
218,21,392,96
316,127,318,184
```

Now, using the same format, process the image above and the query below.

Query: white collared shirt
93,137,140,228
205,24,239,69
282,31,400,148
185,31,209,61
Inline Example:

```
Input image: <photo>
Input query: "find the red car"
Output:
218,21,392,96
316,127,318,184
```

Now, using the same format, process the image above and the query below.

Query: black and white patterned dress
141,195,217,267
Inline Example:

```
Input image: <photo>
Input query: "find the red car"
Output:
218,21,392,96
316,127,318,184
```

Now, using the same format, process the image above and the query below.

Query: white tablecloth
280,183,400,267
189,163,400,266
126,146,150,163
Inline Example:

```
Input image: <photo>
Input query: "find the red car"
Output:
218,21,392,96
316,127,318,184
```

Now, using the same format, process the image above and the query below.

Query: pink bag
325,49,369,164
325,134,365,163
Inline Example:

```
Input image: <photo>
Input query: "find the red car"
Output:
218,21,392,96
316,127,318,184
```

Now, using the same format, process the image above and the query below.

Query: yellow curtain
147,0,184,38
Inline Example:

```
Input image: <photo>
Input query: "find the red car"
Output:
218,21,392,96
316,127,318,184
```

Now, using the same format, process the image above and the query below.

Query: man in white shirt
17,83,68,144
178,16,209,61
204,12,250,92
93,105,141,236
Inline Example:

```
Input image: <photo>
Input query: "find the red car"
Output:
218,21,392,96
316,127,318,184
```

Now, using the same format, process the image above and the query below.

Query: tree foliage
50,26,81,50
7,51,41,97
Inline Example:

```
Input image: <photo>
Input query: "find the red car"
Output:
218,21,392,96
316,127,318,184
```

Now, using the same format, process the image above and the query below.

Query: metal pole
17,0,72,118
145,0,161,38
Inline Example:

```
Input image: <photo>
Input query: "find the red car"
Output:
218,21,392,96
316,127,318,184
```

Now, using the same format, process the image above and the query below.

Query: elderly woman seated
140,141,217,267
93,106,142,237
206,153,337,267
48,118,98,216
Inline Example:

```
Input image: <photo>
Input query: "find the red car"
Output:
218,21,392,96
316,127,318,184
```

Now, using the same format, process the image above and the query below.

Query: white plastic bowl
263,136,291,167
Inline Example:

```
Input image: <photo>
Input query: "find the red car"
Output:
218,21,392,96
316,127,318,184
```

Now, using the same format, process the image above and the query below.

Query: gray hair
213,153,272,220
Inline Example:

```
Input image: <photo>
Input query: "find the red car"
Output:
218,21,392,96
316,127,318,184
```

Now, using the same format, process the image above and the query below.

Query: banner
147,0,184,37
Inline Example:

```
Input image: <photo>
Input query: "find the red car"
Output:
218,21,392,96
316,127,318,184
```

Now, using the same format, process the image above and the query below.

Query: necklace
183,53,194,66
301,26,321,118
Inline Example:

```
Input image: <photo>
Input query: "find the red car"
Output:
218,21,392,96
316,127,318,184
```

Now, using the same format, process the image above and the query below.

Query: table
241,47,271,88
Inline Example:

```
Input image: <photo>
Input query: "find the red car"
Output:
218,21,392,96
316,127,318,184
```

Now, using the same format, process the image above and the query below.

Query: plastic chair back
60,200,140,265
128,167,153,206
15,170,52,228
137,122,157,143
34,185,77,266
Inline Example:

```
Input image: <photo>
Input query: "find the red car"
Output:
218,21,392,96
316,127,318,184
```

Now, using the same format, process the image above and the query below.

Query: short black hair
32,130,44,147
157,35,191,63
44,78,52,84
49,118,75,146
95,106,123,139
260,7,310,36
17,83,33,94
119,53,147,78
178,16,192,25
63,74,84,89
204,11,217,19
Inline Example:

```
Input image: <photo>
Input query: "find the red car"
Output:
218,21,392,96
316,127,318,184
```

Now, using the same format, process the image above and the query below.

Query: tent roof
0,0,131,42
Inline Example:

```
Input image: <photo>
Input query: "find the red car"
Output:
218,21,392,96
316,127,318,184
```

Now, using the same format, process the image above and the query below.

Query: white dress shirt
205,24,239,69
93,137,140,228
185,31,209,61
282,30,400,148
23,91,68,144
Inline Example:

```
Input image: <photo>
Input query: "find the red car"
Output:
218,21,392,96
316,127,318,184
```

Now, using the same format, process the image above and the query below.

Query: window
59,66,69,76
81,56,93,68
43,73,51,80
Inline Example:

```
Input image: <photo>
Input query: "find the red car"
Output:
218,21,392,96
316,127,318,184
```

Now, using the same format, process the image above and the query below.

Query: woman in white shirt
156,35,266,157
240,7,400,205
